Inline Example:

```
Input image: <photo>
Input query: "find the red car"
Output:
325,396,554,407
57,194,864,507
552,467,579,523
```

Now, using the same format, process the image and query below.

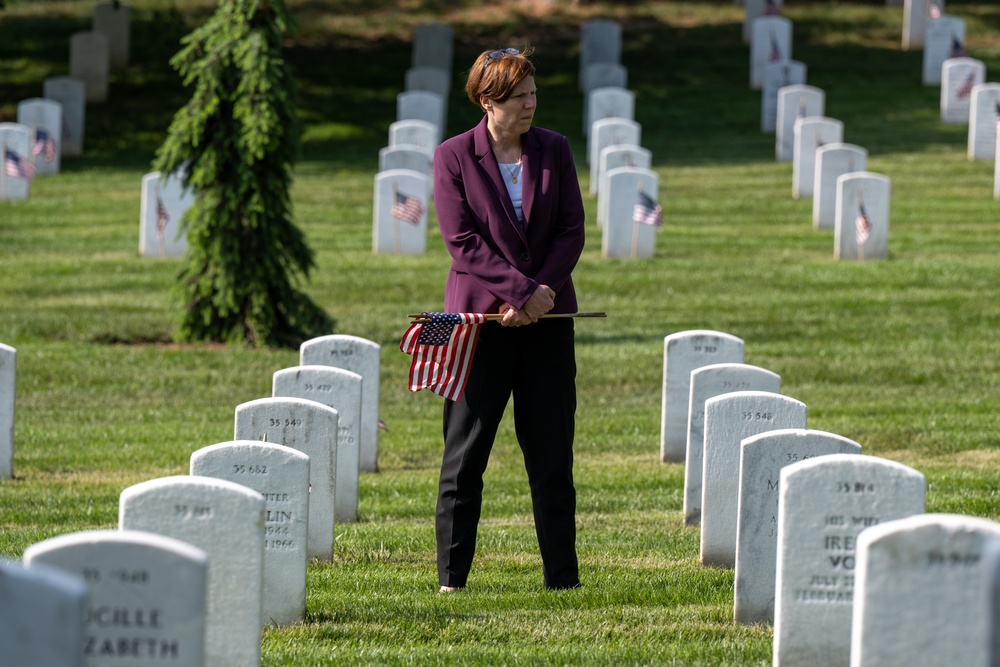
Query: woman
432,47,587,592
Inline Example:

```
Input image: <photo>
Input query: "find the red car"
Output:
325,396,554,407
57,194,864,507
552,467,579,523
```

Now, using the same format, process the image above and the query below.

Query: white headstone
372,169,429,255
601,167,660,259
17,98,63,176
0,122,33,201
903,0,944,50
683,364,781,527
923,17,966,86
835,172,890,261
396,91,444,144
851,513,1000,667
579,20,622,91
119,476,265,667
405,66,450,98
404,67,449,131
793,116,843,199
0,559,87,667
986,536,1000,666
388,119,438,151
412,23,452,71
588,116,640,171
941,57,985,124
272,365,362,524
300,335,381,473
762,60,807,133
23,530,208,667
191,441,309,626
234,397,339,560
139,171,192,259
378,145,433,178
582,63,628,96
700,391,807,568
93,2,130,70
967,83,1000,161
585,86,634,150
733,429,862,624
660,331,745,463
744,0,784,44
776,84,824,162
597,144,651,225
750,16,792,90
43,77,85,156
0,343,13,479
996,128,1000,200
772,454,926,667
69,32,109,103
813,143,868,230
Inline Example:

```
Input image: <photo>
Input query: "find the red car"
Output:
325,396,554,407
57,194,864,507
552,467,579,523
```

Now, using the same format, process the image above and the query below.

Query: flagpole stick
631,220,640,258
392,184,401,254
407,312,607,321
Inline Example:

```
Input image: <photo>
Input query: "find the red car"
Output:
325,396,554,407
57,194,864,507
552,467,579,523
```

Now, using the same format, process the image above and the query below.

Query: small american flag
400,312,488,402
764,0,781,16
769,33,783,63
4,150,35,180
856,200,871,247
928,1,942,19
633,190,664,228
32,129,56,162
956,72,976,100
950,36,969,59
155,194,169,235
392,190,425,225
993,101,1000,135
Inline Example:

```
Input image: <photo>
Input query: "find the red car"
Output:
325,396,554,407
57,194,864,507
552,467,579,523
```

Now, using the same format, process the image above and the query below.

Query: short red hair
465,47,536,110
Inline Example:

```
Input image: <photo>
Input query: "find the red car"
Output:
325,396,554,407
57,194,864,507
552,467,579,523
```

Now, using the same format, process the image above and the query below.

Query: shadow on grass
2,4,996,172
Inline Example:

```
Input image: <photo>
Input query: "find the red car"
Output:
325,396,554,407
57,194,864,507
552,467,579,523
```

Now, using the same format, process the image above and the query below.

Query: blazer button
519,252,530,261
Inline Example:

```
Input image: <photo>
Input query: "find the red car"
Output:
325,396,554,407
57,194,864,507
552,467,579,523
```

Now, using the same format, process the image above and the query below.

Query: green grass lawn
2,1,1000,665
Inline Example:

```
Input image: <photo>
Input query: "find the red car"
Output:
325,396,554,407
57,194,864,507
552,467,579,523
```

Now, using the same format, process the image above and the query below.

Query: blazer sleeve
531,134,586,294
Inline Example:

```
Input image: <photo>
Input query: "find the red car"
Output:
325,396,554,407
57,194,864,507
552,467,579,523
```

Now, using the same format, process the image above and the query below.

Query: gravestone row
578,20,666,260
372,22,451,255
1,329,383,662
660,328,1000,665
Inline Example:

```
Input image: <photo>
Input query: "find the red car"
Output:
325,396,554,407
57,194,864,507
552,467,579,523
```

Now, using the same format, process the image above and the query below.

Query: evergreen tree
154,0,333,348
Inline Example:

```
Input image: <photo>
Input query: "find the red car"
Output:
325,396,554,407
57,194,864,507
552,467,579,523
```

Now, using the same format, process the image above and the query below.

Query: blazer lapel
520,128,541,228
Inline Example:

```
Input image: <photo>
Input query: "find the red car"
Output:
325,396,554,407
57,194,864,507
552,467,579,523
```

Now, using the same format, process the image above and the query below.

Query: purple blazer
433,116,586,315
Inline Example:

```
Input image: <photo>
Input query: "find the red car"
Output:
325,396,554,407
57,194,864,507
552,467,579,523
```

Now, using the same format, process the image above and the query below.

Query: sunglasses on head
484,48,519,71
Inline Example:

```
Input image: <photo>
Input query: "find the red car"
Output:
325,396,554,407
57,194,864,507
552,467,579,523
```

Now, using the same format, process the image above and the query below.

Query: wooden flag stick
407,311,606,322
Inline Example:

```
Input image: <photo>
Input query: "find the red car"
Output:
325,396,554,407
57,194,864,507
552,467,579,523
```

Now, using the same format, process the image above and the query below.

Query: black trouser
436,318,580,589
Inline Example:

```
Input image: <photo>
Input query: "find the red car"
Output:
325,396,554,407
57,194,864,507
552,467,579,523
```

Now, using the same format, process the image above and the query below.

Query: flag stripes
400,313,488,402
392,190,425,225
4,150,35,180
633,190,664,227
32,129,56,162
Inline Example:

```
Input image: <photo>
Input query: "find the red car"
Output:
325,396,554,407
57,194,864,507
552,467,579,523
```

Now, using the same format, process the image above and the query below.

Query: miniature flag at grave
4,151,34,180
856,197,871,246
951,36,969,58
994,101,1000,134
400,312,487,401
929,0,942,19
764,0,781,16
32,129,56,162
957,72,976,100
633,190,664,227
392,189,425,225
769,32,783,62
156,194,169,235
